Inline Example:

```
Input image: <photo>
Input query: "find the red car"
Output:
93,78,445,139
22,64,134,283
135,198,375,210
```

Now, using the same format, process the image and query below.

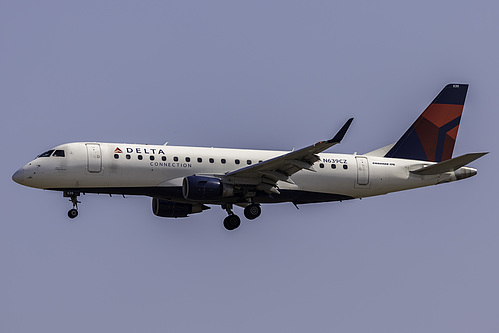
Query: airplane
12,84,487,230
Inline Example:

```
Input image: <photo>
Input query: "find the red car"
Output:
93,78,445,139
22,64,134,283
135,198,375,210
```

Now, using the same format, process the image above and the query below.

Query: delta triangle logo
114,147,123,153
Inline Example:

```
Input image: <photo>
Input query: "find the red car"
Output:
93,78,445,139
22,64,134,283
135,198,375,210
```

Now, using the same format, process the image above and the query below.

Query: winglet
329,118,354,143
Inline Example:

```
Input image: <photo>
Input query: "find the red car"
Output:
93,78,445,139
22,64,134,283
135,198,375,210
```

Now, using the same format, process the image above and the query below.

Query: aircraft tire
223,215,241,230
244,204,261,220
68,209,78,219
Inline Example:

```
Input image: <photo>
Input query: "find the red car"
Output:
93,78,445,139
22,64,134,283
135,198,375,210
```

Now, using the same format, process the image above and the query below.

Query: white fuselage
12,84,483,229
14,142,476,204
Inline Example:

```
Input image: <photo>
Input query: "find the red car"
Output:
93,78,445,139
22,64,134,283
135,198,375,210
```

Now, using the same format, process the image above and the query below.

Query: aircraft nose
12,168,24,184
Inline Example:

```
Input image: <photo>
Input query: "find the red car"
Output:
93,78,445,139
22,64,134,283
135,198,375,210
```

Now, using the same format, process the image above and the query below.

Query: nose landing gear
68,208,78,218
63,191,81,219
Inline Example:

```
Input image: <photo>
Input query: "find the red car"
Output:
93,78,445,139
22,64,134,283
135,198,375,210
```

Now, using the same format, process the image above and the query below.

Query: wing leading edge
224,118,353,193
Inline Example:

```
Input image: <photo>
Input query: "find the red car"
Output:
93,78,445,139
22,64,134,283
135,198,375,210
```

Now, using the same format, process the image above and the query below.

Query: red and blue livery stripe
385,84,468,162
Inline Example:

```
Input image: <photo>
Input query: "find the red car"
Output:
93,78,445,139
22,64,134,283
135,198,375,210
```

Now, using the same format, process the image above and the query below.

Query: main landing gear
223,214,241,231
222,203,261,230
244,203,261,220
64,191,81,219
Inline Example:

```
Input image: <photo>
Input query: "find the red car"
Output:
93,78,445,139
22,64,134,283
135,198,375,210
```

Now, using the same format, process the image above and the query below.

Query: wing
224,118,353,193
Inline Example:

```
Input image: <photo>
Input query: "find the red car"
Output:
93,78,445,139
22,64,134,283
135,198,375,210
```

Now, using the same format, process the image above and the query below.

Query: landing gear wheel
223,214,241,230
244,204,261,220
68,208,78,219
64,191,81,219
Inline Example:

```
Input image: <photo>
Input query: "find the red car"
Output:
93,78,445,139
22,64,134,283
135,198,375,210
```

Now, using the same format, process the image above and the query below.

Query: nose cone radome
12,168,24,185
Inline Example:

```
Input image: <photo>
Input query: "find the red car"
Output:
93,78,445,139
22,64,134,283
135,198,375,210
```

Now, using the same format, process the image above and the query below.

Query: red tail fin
385,84,468,162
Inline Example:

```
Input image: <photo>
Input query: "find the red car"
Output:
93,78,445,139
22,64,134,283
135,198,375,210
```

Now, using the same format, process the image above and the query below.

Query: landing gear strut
64,191,81,219
222,204,241,231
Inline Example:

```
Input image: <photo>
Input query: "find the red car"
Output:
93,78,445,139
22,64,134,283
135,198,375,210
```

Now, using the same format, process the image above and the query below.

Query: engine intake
152,198,207,217
182,175,234,201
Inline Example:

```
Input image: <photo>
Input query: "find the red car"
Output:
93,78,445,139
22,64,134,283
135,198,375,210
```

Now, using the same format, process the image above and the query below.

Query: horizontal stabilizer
410,152,488,175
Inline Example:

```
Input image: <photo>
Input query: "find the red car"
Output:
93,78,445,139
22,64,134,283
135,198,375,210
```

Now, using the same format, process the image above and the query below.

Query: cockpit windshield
36,149,65,158
37,150,54,158
53,150,65,157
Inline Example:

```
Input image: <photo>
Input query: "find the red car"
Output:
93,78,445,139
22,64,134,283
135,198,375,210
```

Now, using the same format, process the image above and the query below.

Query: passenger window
53,150,65,157
162,156,166,161
235,159,240,165
138,155,143,160
221,159,226,164
343,165,348,170
150,156,154,161
331,164,336,169
126,154,131,160
185,157,190,162
197,158,202,163
174,156,178,162
37,150,54,158
247,160,252,165
209,158,214,163
319,163,324,168
114,154,119,159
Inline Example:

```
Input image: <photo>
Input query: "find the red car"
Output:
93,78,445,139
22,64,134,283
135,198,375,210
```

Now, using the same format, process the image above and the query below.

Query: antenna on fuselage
163,142,168,145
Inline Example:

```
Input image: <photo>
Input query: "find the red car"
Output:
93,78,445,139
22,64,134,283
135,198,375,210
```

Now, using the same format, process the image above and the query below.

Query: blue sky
1,1,497,332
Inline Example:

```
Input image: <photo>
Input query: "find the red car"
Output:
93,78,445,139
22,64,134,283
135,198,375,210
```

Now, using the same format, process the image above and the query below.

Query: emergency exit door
86,144,102,173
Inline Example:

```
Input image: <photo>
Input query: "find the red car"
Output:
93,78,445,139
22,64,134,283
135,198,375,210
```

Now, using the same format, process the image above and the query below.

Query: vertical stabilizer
385,84,468,162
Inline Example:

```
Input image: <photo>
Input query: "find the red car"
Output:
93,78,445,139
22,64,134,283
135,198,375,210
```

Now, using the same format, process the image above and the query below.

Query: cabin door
86,144,102,173
356,156,369,186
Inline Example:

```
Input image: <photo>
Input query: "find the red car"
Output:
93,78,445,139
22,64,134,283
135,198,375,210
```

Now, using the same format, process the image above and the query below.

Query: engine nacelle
182,175,234,201
152,198,206,218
